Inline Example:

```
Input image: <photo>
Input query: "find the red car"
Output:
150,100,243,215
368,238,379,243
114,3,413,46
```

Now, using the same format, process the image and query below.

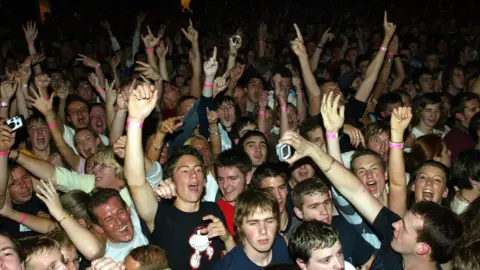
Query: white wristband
0,101,8,108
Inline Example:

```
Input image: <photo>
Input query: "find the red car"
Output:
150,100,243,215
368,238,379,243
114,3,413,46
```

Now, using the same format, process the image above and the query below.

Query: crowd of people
1,1,480,269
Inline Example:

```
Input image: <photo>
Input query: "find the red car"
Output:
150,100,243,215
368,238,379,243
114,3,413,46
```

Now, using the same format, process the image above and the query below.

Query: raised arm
142,25,161,72
181,20,202,98
371,36,398,102
0,122,15,208
77,54,106,97
146,117,183,162
100,21,121,52
279,131,383,224
105,79,117,131
36,180,105,260
22,21,42,75
292,77,307,123
227,29,242,71
8,150,57,185
155,40,170,82
0,81,17,119
388,107,412,217
125,83,159,232
258,23,267,58
354,12,396,103
291,24,321,116
129,12,146,68
321,92,345,163
309,28,334,72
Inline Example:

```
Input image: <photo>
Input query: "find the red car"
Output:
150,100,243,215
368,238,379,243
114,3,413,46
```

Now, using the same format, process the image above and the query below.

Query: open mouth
117,225,127,232
422,189,433,201
367,181,377,194
188,182,199,192
84,147,92,157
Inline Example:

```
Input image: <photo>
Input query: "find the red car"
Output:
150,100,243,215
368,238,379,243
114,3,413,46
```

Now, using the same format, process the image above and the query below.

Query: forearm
0,156,8,208
225,79,238,97
109,111,127,144
158,57,169,82
131,27,141,63
190,58,202,98
146,51,160,73
296,90,307,123
6,210,56,234
58,99,67,126
106,104,115,131
326,134,343,165
95,66,106,88
279,107,289,137
371,60,392,101
11,149,56,184
27,44,42,75
202,76,215,98
15,83,30,118
388,130,407,217
226,53,236,71
209,124,222,159
258,109,267,134
224,236,236,252
340,41,348,60
390,58,405,91
58,215,105,260
109,33,121,52
258,42,265,58
309,46,323,72
298,57,321,115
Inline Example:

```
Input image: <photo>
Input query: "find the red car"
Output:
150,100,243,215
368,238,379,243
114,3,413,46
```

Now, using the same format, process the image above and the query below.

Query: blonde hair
93,146,126,188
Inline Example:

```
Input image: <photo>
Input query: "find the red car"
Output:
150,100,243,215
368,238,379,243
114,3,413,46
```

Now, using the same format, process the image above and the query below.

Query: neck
246,100,256,112
243,241,273,267
33,146,51,160
448,85,460,96
174,198,200,213
458,188,480,203
280,211,288,231
403,254,437,270
416,122,434,135
288,179,297,189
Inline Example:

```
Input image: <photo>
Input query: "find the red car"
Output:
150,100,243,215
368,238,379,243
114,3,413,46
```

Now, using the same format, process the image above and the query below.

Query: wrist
391,132,404,142
326,131,339,136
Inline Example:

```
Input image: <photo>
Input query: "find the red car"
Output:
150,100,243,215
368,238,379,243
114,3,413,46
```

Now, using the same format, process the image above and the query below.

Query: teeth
118,225,127,232
367,181,376,186
423,190,433,194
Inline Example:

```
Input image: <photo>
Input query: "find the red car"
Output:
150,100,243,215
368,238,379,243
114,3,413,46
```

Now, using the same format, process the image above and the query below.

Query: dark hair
163,145,205,179
469,112,480,141
410,201,462,264
0,232,25,262
351,149,387,172
405,134,445,172
299,116,325,138
250,163,288,189
231,117,257,141
292,177,330,209
458,197,480,241
413,93,443,126
20,236,60,267
452,150,480,189
451,92,480,120
65,95,90,119
363,120,390,145
355,54,371,69
87,188,127,224
288,220,340,263
213,93,242,120
128,245,169,270
214,149,252,176
236,130,270,160
175,95,197,116
413,68,433,86
452,240,480,270
375,93,403,117
442,65,465,91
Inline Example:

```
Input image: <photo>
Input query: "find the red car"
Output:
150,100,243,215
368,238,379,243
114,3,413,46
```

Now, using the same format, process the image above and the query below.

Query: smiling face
9,167,33,203
351,155,387,200
93,197,134,243
74,129,100,159
27,118,51,151
89,106,106,135
217,166,249,204
412,165,448,204
419,103,441,128
173,155,205,204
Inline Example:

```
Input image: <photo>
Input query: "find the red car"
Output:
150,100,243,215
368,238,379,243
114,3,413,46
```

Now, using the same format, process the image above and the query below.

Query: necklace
457,192,471,204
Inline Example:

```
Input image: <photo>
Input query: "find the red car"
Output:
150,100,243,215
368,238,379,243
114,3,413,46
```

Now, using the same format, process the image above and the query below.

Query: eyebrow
0,247,15,252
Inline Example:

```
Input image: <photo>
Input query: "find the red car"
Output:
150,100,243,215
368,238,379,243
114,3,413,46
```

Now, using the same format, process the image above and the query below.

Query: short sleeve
55,167,95,193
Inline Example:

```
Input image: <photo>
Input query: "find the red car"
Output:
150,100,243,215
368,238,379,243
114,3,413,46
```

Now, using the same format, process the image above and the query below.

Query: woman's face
451,68,465,89
412,165,448,204
0,235,24,270
74,129,100,159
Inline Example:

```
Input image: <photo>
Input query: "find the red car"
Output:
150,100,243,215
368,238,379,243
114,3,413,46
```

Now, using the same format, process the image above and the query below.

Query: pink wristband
204,83,213,88
48,122,57,128
127,120,143,128
145,48,154,53
259,109,265,115
0,152,8,156
28,43,34,47
280,105,287,111
19,213,26,225
387,52,395,56
389,142,404,149
296,91,303,96
258,40,264,44
97,88,105,94
326,133,338,139
380,46,387,52
0,101,8,107
94,63,101,69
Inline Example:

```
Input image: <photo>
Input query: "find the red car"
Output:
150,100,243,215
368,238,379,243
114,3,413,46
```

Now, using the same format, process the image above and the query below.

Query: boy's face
240,207,278,254
297,240,344,270
294,191,333,224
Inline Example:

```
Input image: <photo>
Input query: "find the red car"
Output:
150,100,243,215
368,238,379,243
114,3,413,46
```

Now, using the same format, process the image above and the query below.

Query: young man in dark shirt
214,188,290,269
124,84,234,270
279,129,462,270
291,178,374,268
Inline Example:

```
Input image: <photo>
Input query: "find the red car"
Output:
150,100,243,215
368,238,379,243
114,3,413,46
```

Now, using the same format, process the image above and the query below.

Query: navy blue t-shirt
213,234,291,270
332,215,374,267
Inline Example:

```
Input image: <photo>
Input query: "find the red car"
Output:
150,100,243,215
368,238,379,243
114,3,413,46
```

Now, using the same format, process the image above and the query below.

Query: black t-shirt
345,97,367,128
332,215,374,267
148,200,227,270
0,195,48,238
370,207,442,270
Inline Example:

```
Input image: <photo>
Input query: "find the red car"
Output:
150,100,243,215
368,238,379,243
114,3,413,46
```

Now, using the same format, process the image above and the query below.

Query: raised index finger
293,23,303,42
212,47,217,59
384,11,388,25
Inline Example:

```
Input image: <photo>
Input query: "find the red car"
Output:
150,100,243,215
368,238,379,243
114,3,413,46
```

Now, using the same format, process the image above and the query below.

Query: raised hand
203,47,218,78
155,40,169,58
292,77,302,90
391,107,412,134
105,79,117,106
56,81,70,100
229,64,245,82
213,73,228,97
343,124,365,148
110,54,121,69
35,179,67,221
279,130,319,164
135,61,162,81
76,54,100,68
229,29,243,52
273,73,282,91
23,21,38,44
290,24,307,58
141,26,161,49
112,136,127,159
0,81,18,102
259,91,269,109
207,108,219,125
100,20,111,32
383,11,397,39
181,19,198,43
0,120,15,152
34,74,51,91
154,178,177,199
19,58,32,81
88,73,101,89
158,24,167,39
30,53,46,65
319,28,335,47
25,87,55,115
259,22,268,41
321,92,345,133
388,35,399,54
136,12,146,28
127,83,158,122
159,116,183,134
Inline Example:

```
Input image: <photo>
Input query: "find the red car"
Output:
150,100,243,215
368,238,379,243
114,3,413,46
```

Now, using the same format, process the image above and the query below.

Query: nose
425,178,434,187
259,221,267,235
332,256,343,269
365,170,373,179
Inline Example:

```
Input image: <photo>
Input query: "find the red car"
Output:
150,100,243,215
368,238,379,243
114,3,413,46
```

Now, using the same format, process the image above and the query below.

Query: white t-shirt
103,206,149,262
411,126,448,139
451,195,469,215
202,171,219,202
345,261,356,270
63,125,110,154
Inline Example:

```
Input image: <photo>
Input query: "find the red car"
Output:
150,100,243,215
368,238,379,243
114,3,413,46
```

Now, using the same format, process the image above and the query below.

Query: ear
415,242,431,256
293,207,304,220
234,139,239,145
96,137,101,146
246,171,253,185
455,112,466,122
92,224,105,234
296,258,308,270
411,183,416,192
442,186,449,199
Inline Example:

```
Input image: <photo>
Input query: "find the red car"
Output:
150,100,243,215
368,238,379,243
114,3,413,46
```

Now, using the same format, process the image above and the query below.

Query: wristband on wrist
0,152,8,156
97,88,105,94
209,129,220,135
94,63,101,69
28,43,34,47
379,46,387,52
0,101,8,108
325,133,338,139
257,40,264,44
57,215,68,223
389,141,404,149
19,213,26,225
145,48,154,53
280,105,287,111
47,122,57,128
259,109,265,115
204,83,214,88
115,108,128,113
296,91,303,96
317,45,323,49
387,51,395,56
127,120,143,128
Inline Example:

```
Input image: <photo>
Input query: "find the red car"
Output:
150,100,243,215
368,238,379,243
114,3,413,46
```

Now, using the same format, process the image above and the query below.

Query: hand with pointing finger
203,47,218,78
290,23,307,59
181,19,198,43
213,74,228,97
136,61,162,81
200,215,231,242
158,116,183,135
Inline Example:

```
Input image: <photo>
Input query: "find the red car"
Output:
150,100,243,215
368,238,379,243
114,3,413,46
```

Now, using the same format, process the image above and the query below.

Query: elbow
84,246,105,261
